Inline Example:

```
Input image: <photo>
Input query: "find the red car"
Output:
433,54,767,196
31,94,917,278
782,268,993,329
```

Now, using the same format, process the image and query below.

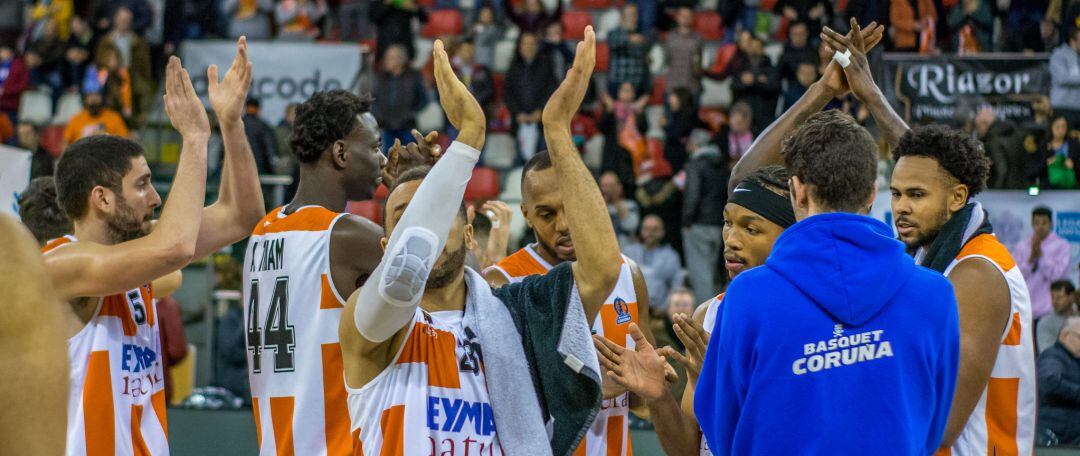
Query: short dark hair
1052,279,1076,294
383,166,467,229
1033,206,1052,220
893,125,991,197
521,150,553,189
742,165,790,198
55,135,144,219
290,90,373,164
782,110,878,212
18,176,73,244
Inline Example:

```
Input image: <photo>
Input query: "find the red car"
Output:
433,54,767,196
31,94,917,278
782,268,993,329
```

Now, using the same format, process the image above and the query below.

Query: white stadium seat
18,89,53,126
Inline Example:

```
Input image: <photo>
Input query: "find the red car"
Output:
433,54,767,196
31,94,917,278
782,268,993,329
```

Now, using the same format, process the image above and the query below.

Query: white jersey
43,235,170,456
487,245,639,455
243,206,355,456
346,309,501,455
940,233,1036,456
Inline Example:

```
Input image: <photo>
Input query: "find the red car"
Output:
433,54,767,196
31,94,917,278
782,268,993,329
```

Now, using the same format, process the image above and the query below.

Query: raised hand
819,21,884,97
820,19,885,100
432,39,485,150
208,36,253,125
382,129,441,188
658,314,710,382
593,323,675,402
542,26,596,130
163,56,211,140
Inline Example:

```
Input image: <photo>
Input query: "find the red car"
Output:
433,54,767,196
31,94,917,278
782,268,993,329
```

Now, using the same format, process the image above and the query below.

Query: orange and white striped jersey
42,235,170,456
243,206,354,456
939,234,1036,456
486,244,638,456
346,308,501,455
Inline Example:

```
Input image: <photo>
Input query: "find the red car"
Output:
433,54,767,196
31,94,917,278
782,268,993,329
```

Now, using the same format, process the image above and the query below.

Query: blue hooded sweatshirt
694,213,960,455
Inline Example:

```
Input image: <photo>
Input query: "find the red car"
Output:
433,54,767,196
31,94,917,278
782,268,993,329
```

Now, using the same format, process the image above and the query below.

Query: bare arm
939,258,1012,448
196,37,266,260
542,26,621,323
152,270,184,298
0,215,68,456
45,57,210,300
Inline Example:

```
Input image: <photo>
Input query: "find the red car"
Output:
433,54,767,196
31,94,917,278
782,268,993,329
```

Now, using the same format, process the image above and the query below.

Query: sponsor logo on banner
0,145,32,216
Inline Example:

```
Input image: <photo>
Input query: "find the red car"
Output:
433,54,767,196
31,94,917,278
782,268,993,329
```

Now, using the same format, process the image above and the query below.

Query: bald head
1061,316,1080,357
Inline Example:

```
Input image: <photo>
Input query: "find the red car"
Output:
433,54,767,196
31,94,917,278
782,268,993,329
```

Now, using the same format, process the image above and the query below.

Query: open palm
432,39,485,149
208,37,253,123
594,323,671,402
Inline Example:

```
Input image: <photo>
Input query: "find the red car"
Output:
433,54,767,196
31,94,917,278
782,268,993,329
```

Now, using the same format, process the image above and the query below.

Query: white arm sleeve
353,141,481,342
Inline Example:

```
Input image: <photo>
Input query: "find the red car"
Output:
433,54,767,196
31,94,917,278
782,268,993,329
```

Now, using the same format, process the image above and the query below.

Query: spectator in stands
599,81,649,189
600,170,642,247
889,0,936,52
0,43,29,123
1035,115,1080,189
682,128,727,303
1014,207,1073,321
338,0,374,42
777,21,816,89
1051,27,1080,127
242,98,278,175
774,0,831,38
223,0,274,40
470,5,504,69
729,34,778,133
717,101,754,164
948,0,993,52
275,103,299,201
62,91,129,147
16,124,55,179
275,0,328,40
607,4,653,99
624,214,685,312
213,256,250,402
26,20,67,95
506,0,562,34
371,44,428,152
975,106,1026,189
663,87,697,172
453,39,496,115
1037,316,1080,445
368,0,427,60
84,42,133,120
782,61,816,110
665,7,703,98
1039,280,1078,353
94,0,154,35
61,17,94,92
542,21,575,78
505,32,557,162
96,6,152,127
635,153,682,254
1002,0,1049,52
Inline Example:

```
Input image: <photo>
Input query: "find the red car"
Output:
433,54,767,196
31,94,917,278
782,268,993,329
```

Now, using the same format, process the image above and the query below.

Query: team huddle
3,16,1036,456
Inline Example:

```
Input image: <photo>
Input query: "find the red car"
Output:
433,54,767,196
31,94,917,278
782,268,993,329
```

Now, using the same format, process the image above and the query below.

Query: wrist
642,386,674,406
218,117,242,130
809,81,838,102
182,132,211,143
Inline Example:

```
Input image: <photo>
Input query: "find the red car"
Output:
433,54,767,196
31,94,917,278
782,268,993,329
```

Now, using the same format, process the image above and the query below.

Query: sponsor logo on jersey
427,396,497,436
613,298,632,324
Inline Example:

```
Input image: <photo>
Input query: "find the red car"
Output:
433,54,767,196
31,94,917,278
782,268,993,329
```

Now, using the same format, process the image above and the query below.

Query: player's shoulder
331,213,383,239
956,233,1016,271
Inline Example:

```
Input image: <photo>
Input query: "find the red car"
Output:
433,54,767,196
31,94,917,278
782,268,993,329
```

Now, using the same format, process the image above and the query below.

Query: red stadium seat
40,125,65,157
464,167,500,201
573,0,611,9
492,72,505,102
420,10,463,38
561,11,593,40
709,43,738,75
346,200,383,225
595,42,609,72
693,11,724,41
649,76,666,105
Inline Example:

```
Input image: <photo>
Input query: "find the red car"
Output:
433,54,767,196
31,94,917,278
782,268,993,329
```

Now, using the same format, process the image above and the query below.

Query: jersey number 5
247,277,296,373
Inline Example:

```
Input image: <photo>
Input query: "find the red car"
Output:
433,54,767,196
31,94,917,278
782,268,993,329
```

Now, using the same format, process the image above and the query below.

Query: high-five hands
820,19,885,100
432,40,485,150
594,323,679,403
542,26,596,130
163,57,210,141
658,314,710,383
207,36,253,126
383,129,441,188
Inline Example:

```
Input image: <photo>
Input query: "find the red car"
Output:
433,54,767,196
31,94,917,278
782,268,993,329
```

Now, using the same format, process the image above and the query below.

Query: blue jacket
695,213,960,455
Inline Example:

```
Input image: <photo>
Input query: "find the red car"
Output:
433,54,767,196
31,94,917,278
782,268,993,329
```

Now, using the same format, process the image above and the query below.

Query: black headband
728,179,796,228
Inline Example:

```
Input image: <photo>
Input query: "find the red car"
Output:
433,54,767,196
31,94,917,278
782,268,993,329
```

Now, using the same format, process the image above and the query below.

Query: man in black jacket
1038,316,1080,444
682,128,728,303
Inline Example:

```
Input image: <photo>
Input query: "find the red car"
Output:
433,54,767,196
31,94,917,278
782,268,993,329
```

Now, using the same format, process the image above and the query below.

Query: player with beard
341,28,623,455
42,40,265,455
241,83,440,456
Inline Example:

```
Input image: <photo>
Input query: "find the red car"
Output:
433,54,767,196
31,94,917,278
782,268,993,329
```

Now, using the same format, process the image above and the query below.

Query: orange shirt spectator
890,0,937,51
63,92,128,146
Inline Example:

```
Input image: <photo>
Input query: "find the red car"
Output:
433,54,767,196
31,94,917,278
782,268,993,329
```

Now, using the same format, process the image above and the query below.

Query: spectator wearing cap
682,128,727,303
1013,206,1073,320
223,0,275,40
1038,280,1078,353
371,44,428,152
242,98,279,176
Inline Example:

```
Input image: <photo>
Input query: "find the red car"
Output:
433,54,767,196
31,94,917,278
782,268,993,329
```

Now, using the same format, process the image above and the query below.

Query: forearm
863,88,909,148
729,81,834,192
647,390,703,456
197,119,265,253
157,136,209,252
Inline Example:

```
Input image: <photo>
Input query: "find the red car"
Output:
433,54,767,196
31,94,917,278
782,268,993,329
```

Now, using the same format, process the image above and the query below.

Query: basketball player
0,214,69,455
241,60,446,456
42,40,265,455
341,28,623,455
819,21,1036,454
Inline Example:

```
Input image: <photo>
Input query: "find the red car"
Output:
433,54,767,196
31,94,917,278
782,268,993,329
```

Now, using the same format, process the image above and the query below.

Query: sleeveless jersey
243,206,355,456
42,235,169,456
346,309,500,455
697,293,723,456
938,234,1036,456
486,244,638,456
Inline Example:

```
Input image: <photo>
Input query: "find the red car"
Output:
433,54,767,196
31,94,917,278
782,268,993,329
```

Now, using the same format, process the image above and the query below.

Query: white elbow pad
378,226,440,308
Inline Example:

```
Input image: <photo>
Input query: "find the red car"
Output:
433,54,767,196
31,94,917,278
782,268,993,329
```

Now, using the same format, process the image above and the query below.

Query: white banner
0,145,33,216
870,190,1080,277
181,40,363,125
